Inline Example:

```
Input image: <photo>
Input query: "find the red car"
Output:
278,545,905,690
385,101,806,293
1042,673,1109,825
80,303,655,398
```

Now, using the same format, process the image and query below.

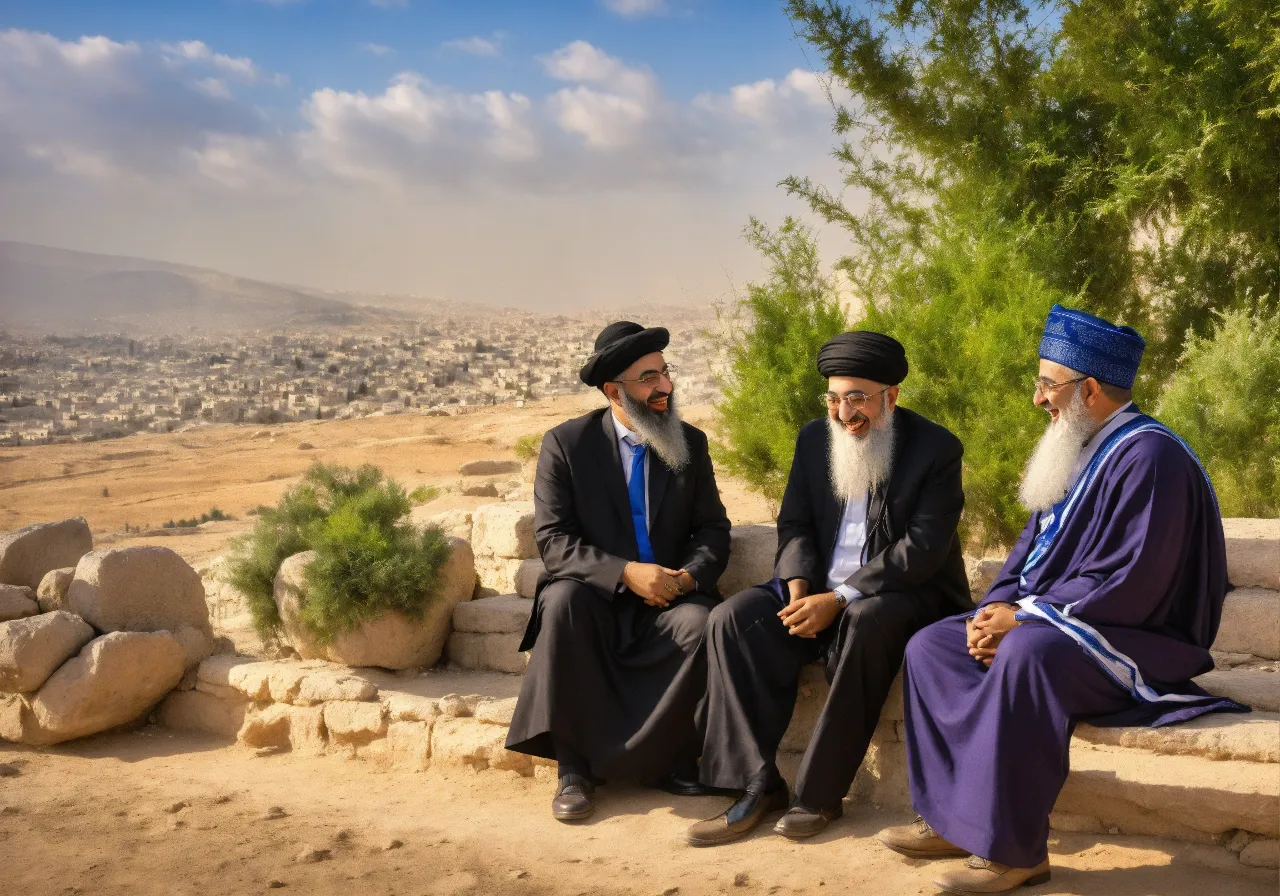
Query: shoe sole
552,807,595,823
877,839,972,859
687,830,751,847
933,870,1051,895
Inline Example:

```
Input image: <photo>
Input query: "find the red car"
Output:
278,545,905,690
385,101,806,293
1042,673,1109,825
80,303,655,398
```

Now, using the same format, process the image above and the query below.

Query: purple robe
902,412,1247,867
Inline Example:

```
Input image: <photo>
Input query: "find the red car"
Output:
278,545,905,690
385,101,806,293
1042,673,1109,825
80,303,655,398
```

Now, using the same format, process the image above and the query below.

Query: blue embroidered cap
1038,304,1146,389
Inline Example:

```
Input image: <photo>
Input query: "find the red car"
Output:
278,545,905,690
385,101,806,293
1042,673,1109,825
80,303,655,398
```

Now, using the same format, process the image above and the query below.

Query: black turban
579,321,671,388
816,331,908,385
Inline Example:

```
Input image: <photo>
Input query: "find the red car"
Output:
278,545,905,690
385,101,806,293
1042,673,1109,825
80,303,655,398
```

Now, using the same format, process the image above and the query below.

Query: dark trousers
505,578,716,782
698,582,949,810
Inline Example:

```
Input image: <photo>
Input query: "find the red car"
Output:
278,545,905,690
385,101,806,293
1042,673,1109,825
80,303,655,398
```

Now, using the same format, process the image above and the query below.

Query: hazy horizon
0,2,861,312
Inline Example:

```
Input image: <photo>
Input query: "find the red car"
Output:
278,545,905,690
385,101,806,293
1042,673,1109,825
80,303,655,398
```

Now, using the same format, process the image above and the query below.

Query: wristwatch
833,591,849,609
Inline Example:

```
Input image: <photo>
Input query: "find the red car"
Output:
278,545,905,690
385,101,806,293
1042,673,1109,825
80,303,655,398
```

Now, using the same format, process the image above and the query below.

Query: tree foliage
1157,310,1280,516
712,218,848,508
226,463,452,644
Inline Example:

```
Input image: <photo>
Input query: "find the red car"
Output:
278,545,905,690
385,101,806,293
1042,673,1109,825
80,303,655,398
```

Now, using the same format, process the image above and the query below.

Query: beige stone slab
157,688,247,739
383,692,440,723
473,697,517,727
452,594,530,634
323,701,388,745
1224,518,1280,589
717,525,776,598
515,559,543,599
386,720,432,771
445,631,528,674
1196,669,1280,713
1214,588,1280,660
472,502,536,560
432,716,531,775
1075,712,1280,764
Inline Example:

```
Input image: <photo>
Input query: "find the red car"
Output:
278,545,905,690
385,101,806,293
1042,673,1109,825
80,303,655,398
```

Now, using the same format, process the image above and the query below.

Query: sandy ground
0,395,774,568
0,730,1272,896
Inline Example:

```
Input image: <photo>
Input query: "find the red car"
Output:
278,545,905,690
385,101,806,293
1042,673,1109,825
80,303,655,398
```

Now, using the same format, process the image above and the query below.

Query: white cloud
162,40,261,81
442,35,501,57
541,40,654,97
360,42,394,57
602,0,668,18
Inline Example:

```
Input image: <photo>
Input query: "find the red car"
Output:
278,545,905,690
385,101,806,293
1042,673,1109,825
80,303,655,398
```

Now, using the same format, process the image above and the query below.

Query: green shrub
1157,310,1280,517
225,463,452,644
712,217,849,509
513,433,542,462
408,485,442,504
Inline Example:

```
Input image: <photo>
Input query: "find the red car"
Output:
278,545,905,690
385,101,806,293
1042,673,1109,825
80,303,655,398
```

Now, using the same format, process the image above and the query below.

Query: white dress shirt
612,413,650,530
826,491,869,604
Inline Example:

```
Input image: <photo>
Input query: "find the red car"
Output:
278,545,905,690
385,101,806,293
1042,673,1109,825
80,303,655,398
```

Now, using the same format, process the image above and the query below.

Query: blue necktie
626,438,655,563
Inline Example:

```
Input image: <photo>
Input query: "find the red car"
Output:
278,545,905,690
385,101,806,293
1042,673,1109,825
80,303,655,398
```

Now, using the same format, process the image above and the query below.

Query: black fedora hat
579,321,670,388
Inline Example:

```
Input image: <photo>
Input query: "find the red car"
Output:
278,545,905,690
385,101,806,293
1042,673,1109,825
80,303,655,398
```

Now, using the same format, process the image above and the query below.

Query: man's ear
1082,377,1101,407
886,385,900,410
601,382,618,403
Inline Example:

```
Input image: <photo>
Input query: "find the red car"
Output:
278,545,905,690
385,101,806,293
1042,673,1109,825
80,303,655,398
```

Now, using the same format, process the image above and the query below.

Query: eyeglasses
821,387,889,410
1033,375,1088,395
614,366,675,387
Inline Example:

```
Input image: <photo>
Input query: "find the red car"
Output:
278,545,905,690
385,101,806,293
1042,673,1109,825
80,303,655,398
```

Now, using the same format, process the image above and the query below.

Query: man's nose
839,403,858,423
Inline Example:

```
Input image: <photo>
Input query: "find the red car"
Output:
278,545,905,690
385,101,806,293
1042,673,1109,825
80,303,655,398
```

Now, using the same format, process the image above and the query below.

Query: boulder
273,537,475,670
0,585,38,622
36,567,76,613
472,502,536,560
474,556,525,598
197,555,273,658
0,611,96,693
717,526,776,597
515,559,543,599
0,693,30,741
460,460,521,477
172,625,215,672
27,631,185,745
0,518,93,590
157,688,247,739
1240,838,1280,870
461,482,500,498
411,507,472,542
67,546,210,635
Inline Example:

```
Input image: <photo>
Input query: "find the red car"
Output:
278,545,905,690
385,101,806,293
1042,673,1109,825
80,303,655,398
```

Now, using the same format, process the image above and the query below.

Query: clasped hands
967,602,1021,666
622,562,695,608
777,578,840,639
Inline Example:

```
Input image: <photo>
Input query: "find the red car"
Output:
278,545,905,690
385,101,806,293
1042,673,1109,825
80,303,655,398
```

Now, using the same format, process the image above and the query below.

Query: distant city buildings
0,310,727,446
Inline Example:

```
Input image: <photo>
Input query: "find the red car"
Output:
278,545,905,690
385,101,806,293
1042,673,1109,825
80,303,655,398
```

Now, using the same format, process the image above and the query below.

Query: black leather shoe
773,803,843,839
686,786,789,846
651,770,712,797
551,774,595,822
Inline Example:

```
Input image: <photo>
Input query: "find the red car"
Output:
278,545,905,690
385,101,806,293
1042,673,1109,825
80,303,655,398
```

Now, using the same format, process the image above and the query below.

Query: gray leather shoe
551,774,595,822
773,803,843,839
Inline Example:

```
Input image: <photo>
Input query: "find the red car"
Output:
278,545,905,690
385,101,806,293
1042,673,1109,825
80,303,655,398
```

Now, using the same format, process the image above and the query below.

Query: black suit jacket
518,407,732,650
775,407,971,611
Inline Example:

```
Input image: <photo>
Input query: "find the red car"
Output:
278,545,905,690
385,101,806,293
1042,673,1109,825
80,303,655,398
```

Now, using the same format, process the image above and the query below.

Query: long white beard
1018,388,1099,512
827,408,896,504
618,390,691,473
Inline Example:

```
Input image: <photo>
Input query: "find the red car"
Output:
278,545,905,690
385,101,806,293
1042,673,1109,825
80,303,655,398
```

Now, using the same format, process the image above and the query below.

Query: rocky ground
1,728,1274,896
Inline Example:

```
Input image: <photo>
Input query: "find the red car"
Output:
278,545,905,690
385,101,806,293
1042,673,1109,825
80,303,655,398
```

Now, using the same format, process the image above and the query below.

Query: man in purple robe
877,305,1247,895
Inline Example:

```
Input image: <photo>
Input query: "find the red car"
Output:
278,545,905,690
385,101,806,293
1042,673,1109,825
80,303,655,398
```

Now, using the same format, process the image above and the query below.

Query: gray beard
1018,388,1100,512
827,408,896,504
618,389,691,473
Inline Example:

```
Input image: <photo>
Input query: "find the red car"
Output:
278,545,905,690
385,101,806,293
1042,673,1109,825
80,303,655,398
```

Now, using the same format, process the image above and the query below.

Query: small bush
513,433,542,462
409,485,441,504
225,463,451,644
1157,310,1280,517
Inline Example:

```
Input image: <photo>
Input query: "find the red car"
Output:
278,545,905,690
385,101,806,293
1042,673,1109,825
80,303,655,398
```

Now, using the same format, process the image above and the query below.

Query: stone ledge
1195,669,1280,713
1214,588,1279,660
1075,712,1280,764
452,595,530,634
1223,519,1280,590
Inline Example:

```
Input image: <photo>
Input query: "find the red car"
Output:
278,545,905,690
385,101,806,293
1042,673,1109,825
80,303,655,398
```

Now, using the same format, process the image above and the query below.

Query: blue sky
0,1,855,309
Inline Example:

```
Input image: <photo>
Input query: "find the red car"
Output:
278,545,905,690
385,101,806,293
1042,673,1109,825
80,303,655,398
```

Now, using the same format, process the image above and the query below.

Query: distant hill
0,241,408,334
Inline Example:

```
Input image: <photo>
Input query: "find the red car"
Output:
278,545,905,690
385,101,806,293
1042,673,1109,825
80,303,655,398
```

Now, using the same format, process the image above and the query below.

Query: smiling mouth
844,417,868,435
648,394,670,411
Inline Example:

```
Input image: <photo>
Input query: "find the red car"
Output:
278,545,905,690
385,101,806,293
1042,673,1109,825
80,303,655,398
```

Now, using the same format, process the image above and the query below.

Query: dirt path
0,730,1270,896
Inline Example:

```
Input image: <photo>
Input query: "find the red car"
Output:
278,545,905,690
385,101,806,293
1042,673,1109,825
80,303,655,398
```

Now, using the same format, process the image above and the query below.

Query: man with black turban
506,321,732,822
686,331,970,846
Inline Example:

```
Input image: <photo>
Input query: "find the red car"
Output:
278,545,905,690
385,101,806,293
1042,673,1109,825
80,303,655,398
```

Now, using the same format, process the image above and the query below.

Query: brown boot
876,815,971,858
933,856,1051,895
686,786,789,847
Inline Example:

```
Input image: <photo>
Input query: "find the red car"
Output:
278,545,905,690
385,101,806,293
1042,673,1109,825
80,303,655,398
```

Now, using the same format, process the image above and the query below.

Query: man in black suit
506,321,732,822
687,331,970,846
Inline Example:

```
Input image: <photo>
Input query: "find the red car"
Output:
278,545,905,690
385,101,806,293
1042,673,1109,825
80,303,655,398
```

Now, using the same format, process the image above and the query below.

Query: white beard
827,407,896,504
618,389,691,473
1018,388,1099,512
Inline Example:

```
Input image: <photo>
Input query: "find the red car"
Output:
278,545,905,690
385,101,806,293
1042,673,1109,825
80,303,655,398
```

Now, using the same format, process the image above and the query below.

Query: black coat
518,407,732,650
775,407,971,611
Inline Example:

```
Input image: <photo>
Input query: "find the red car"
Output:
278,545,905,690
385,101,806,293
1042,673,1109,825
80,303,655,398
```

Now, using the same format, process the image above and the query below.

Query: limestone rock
411,507,472,542
445,631,528,674
386,720,432,771
0,694,31,742
27,631,185,745
780,664,829,754
238,703,326,754
0,611,95,693
384,693,439,723
1195,669,1280,713
157,688,247,739
473,556,525,598
849,731,910,809
67,546,210,635
460,460,521,477
323,701,388,745
295,669,378,705
965,557,1007,602
452,595,530,634
472,502,536,560
1214,588,1279,660
1075,712,1280,764
172,626,215,672
515,559,543,599
0,586,38,622
717,526,776,598
432,716,532,774
0,518,93,590
1239,838,1279,869
473,697,517,727
461,482,500,498
272,537,475,670
197,555,274,658
36,568,75,613
1223,518,1279,589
